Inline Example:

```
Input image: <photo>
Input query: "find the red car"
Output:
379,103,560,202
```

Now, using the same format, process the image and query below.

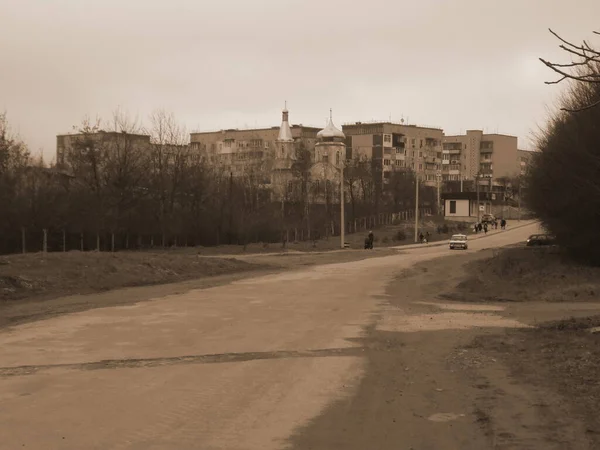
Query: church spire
277,101,294,142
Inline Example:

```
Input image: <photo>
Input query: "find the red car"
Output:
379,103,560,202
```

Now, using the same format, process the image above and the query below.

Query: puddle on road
378,311,531,333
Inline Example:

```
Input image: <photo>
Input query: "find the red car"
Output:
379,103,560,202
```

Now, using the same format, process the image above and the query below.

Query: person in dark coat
365,230,374,249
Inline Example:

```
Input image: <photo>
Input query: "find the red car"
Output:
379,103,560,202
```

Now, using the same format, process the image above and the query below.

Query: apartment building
441,130,521,183
341,122,444,186
56,131,152,170
189,122,321,177
517,149,535,176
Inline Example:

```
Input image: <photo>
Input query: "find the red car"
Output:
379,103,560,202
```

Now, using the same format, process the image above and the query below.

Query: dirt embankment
440,246,600,447
0,251,264,303
445,246,600,303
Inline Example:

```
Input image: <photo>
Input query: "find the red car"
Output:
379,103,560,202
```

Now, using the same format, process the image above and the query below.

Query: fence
0,208,433,256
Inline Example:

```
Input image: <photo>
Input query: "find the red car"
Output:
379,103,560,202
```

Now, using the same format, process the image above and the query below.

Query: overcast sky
1,0,599,160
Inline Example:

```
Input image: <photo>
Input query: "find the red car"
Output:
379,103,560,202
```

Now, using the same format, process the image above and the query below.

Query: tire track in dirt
0,346,365,377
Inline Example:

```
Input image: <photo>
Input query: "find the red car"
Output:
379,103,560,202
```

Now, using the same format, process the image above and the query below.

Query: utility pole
476,172,481,223
414,172,419,243
340,153,345,249
460,176,464,193
436,171,442,215
517,178,521,222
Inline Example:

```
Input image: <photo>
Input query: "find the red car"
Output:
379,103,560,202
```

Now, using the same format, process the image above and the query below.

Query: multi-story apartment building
56,131,152,170
517,149,535,176
189,120,321,177
341,122,444,187
441,130,521,183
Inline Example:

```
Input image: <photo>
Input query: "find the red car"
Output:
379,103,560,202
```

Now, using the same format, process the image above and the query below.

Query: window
336,152,340,165
418,151,423,158
323,154,329,163
419,164,423,170
449,201,457,214
384,159,391,166
383,134,391,143
396,148,404,154
411,138,416,148
420,139,423,148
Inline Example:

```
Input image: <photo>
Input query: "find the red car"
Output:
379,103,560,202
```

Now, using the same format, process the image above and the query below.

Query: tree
0,112,31,250
146,109,191,245
344,154,372,220
290,140,314,237
525,57,600,264
540,29,600,112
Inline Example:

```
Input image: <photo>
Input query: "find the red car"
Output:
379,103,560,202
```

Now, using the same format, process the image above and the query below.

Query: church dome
317,111,345,141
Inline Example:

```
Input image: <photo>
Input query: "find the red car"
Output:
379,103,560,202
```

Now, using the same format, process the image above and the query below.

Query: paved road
0,222,539,450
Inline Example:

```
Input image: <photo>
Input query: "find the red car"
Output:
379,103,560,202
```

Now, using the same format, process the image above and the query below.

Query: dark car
526,234,556,246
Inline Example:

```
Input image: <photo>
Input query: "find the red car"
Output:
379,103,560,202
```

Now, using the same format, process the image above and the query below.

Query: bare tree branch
561,97,600,113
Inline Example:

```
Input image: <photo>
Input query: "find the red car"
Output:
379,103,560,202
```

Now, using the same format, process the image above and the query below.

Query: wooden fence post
96,233,100,252
62,229,66,252
21,227,26,254
80,232,84,251
111,233,115,252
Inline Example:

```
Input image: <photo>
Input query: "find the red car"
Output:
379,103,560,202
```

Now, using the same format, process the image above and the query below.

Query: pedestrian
483,224,488,234
478,223,483,233
501,219,506,230
368,230,374,249
419,232,424,243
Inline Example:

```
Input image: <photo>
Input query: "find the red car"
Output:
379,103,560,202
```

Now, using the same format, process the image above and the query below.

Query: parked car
449,234,468,250
481,214,496,224
526,234,556,246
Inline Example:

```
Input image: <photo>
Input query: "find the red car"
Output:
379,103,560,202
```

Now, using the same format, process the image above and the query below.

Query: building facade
441,130,521,183
56,131,152,171
189,117,320,176
341,122,444,187
517,149,534,176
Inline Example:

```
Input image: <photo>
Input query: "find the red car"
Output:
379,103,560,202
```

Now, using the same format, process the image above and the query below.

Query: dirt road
0,222,571,449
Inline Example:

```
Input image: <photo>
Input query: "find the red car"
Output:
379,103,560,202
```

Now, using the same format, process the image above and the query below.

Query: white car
449,234,468,250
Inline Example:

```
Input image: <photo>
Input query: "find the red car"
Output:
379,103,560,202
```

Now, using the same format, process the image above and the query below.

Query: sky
2,0,600,161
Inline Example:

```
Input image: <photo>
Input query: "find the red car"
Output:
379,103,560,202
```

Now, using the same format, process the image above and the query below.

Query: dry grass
0,251,263,302
450,246,600,303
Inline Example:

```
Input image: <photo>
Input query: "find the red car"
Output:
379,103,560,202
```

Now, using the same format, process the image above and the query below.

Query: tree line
526,29,600,265
0,109,437,254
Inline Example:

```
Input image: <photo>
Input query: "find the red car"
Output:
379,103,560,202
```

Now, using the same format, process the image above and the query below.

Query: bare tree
146,109,191,245
540,29,600,112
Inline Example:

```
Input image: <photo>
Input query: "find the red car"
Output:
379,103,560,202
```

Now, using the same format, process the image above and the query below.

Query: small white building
441,192,492,221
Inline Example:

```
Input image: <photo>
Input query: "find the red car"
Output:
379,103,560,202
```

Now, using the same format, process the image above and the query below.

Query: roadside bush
525,62,600,265
395,230,407,241
381,236,389,244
